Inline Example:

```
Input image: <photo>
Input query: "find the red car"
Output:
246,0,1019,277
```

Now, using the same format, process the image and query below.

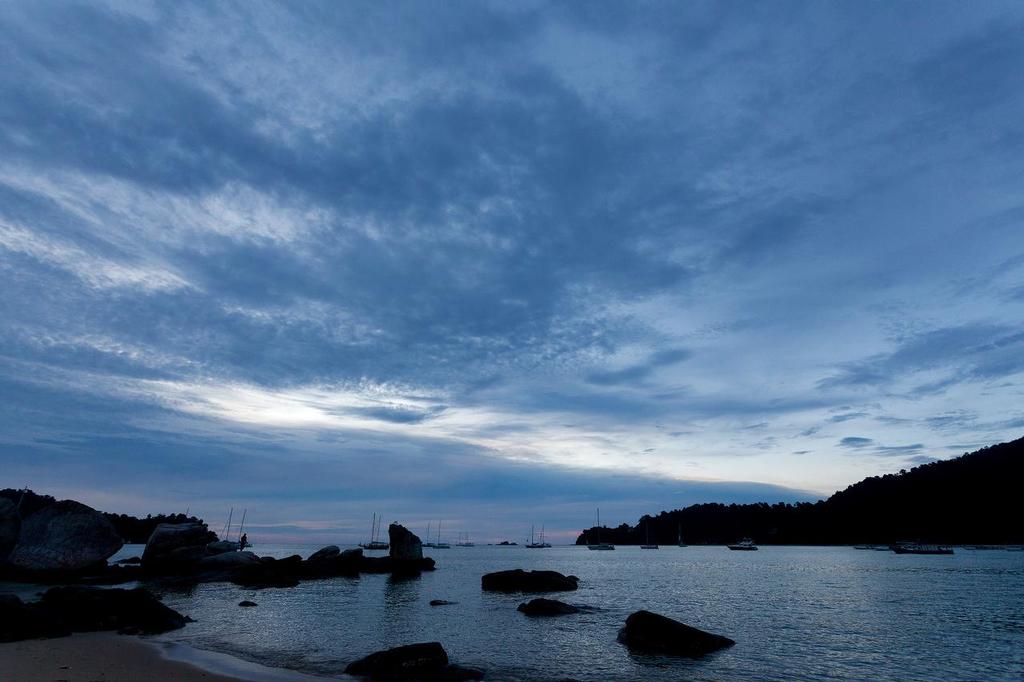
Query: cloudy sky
2,1,1022,543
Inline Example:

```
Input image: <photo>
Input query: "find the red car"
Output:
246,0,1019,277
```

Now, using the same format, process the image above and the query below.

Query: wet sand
0,633,246,682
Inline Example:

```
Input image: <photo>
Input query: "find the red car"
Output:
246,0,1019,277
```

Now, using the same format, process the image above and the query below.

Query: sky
1,1,1023,544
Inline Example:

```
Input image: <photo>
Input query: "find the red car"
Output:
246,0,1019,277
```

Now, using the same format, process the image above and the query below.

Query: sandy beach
0,633,245,682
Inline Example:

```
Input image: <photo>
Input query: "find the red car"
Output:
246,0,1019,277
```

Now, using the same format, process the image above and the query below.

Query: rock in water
389,523,423,561
344,642,482,680
308,545,341,562
238,600,258,607
7,500,122,573
0,498,18,561
206,540,239,555
617,610,735,657
141,522,217,569
517,598,581,616
429,599,457,606
481,569,579,593
39,586,188,636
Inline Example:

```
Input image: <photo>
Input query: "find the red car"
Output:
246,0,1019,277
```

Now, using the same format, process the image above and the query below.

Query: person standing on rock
239,533,248,550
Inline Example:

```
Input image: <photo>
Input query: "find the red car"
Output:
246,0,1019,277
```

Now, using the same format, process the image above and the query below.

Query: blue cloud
1,1,1023,536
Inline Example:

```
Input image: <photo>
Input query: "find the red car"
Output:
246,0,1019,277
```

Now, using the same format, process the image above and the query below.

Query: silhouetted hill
576,437,1024,545
0,488,206,543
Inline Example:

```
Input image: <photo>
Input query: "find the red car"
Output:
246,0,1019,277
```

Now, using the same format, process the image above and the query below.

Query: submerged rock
7,500,122,573
517,598,581,616
389,523,423,561
238,600,258,607
430,599,457,606
617,610,735,657
344,642,483,680
481,569,578,593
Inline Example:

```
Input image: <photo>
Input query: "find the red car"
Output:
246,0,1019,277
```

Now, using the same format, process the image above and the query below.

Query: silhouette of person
240,533,248,549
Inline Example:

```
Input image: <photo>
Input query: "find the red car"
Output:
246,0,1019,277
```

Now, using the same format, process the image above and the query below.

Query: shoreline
0,633,337,682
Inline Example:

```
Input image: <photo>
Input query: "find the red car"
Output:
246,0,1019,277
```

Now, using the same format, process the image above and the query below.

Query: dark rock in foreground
389,523,423,561
231,554,303,589
617,610,735,657
0,587,188,642
0,498,18,561
517,598,581,616
481,569,578,593
344,642,483,680
7,500,122,573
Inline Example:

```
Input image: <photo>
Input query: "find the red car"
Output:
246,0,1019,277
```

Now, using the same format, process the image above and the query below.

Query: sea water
110,544,1024,681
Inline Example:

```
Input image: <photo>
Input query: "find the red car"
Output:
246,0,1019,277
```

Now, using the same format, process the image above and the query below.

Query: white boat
422,521,435,548
727,537,758,551
434,520,450,549
359,512,389,550
526,524,551,548
587,508,615,550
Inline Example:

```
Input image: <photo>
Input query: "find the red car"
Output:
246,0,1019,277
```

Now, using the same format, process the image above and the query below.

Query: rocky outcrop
141,522,217,570
231,554,303,589
0,587,188,642
481,569,579,593
617,610,735,657
344,642,483,680
199,550,259,568
206,540,239,555
0,498,18,561
517,598,581,616
389,524,423,561
6,500,122,573
308,545,341,562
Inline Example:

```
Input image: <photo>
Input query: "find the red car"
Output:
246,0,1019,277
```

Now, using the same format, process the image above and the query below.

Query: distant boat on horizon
455,532,474,547
677,523,687,548
891,542,953,555
640,520,658,549
359,512,389,551
526,524,551,548
587,508,614,550
434,520,450,549
728,537,758,551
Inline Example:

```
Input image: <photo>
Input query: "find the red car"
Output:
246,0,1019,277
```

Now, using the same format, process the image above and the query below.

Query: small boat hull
640,544,659,549
588,544,615,550
727,545,758,551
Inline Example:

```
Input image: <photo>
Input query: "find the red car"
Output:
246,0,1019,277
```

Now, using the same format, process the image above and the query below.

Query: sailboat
359,512,389,550
640,520,659,549
677,523,687,547
422,521,436,548
434,520,450,549
526,524,551,548
455,532,474,547
587,508,615,550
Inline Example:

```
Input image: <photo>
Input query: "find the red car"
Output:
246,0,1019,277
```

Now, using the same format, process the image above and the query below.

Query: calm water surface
110,544,1023,681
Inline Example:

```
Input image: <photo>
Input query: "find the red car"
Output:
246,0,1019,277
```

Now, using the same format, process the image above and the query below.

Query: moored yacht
587,508,615,550
727,537,758,551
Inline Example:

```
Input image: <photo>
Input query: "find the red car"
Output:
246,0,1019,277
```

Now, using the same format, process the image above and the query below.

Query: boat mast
237,509,247,542
224,507,234,540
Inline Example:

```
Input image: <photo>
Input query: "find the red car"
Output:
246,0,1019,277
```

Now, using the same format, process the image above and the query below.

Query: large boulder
617,610,735,657
481,569,578,593
141,522,217,570
308,545,341,562
517,598,581,616
344,642,483,681
0,498,18,561
389,524,423,561
231,554,302,589
0,587,188,642
199,550,259,568
206,540,239,555
7,500,122,573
